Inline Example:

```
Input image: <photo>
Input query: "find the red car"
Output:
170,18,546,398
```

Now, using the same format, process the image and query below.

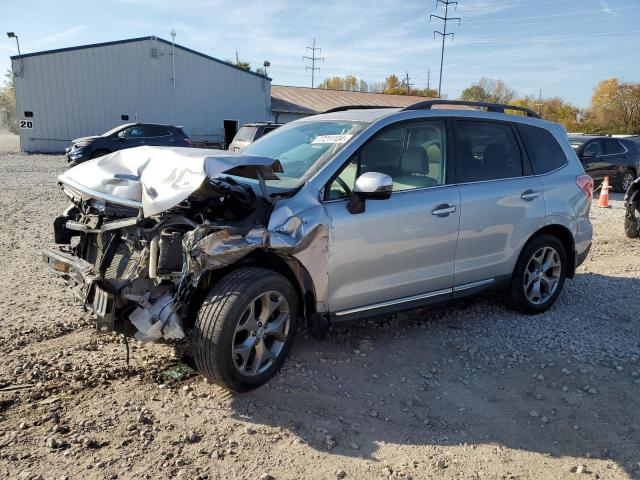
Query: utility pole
427,69,431,91
303,38,324,88
430,0,461,98
402,71,414,95
170,28,176,87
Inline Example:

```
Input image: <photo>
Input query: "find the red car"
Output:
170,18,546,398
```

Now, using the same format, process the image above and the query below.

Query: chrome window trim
334,288,452,317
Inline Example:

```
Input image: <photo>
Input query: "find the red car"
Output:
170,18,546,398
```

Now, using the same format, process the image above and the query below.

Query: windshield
102,125,129,137
234,126,258,143
242,120,368,189
569,138,587,150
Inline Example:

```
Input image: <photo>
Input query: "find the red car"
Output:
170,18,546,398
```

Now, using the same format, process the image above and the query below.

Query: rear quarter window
516,124,568,175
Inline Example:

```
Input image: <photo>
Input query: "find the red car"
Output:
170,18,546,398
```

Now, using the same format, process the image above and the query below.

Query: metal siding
13,39,271,152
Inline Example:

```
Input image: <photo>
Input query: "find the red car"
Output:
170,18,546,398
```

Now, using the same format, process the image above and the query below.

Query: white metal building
10,36,272,152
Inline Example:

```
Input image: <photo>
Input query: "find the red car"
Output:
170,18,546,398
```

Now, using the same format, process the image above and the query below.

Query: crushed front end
43,147,281,342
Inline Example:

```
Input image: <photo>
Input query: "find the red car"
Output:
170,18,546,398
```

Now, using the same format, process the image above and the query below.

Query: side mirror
117,131,126,140
581,151,595,159
347,172,393,214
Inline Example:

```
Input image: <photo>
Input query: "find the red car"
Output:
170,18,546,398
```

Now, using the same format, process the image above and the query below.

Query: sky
1,0,639,107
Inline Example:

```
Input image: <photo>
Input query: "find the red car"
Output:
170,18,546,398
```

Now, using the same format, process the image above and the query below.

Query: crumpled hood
59,146,280,217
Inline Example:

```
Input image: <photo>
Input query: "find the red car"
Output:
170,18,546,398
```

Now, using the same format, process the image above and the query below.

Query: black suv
66,123,192,166
228,122,282,152
569,135,640,192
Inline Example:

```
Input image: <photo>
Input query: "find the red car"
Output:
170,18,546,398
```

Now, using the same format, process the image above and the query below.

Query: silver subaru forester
44,100,593,391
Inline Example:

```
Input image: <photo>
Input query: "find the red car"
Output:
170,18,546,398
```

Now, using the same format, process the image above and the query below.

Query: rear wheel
193,267,298,391
505,234,567,314
617,169,636,193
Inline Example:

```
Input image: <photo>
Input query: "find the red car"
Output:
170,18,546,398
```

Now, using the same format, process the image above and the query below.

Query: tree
383,75,404,95
514,95,581,131
317,74,439,97
0,69,17,133
588,78,640,134
319,75,365,92
461,78,516,104
226,58,251,71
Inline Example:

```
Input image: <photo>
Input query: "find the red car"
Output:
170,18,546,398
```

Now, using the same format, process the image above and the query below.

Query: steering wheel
335,176,352,196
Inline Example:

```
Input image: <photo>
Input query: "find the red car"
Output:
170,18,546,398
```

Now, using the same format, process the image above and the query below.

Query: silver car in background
44,100,593,391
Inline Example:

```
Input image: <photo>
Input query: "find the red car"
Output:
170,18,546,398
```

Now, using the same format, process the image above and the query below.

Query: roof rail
402,99,541,119
323,105,397,113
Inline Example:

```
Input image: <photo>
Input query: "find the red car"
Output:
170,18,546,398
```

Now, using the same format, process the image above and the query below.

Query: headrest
401,146,429,175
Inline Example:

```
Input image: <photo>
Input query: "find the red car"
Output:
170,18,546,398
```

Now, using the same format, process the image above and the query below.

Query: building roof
270,85,469,115
10,36,270,80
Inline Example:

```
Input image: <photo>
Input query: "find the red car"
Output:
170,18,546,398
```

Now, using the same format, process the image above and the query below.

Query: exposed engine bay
43,147,328,343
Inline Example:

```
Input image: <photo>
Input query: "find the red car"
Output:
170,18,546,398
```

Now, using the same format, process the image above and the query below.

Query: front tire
90,149,110,159
505,234,567,314
193,267,298,391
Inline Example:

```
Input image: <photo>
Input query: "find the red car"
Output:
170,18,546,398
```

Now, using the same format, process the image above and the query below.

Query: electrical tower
303,38,324,88
402,71,414,95
430,0,461,98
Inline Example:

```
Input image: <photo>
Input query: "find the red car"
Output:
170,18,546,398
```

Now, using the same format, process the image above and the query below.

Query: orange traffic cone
598,176,611,208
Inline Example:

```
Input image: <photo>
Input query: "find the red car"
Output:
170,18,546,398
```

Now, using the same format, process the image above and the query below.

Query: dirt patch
0,152,638,479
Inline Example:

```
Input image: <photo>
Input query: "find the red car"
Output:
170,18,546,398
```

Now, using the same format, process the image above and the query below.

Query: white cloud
598,0,615,16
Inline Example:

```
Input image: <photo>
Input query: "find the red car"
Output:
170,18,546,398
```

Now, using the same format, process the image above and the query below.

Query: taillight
577,174,594,201
185,138,193,147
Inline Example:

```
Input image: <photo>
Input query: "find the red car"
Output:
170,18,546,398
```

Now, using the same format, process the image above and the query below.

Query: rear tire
505,234,567,314
615,169,636,193
193,267,298,391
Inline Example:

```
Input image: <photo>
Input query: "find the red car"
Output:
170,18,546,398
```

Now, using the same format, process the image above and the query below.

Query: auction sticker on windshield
311,134,353,144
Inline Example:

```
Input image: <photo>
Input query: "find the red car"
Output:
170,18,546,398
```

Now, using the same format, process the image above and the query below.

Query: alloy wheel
622,172,635,192
523,247,562,305
232,291,290,376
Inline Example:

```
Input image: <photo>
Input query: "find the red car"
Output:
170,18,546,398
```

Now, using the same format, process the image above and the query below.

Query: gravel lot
0,142,639,480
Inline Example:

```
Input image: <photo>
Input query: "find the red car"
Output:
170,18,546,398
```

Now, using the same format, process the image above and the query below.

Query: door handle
521,190,541,201
431,204,456,216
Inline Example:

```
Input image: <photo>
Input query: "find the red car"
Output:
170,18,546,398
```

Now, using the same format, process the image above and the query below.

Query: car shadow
225,272,640,476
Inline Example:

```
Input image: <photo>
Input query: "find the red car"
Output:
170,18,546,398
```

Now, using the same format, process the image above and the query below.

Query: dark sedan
65,123,192,166
569,135,640,192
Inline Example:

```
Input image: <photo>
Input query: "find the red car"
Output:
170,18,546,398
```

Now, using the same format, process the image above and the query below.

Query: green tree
461,78,516,104
226,59,251,71
0,69,17,133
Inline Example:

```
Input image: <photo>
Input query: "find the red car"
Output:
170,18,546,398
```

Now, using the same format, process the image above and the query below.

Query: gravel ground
0,149,638,480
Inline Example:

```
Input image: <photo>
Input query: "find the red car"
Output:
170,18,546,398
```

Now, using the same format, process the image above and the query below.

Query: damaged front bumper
42,246,117,333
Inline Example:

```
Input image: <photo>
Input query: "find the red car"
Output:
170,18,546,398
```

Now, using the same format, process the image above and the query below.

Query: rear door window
603,139,626,155
455,120,523,183
516,123,567,174
143,125,171,137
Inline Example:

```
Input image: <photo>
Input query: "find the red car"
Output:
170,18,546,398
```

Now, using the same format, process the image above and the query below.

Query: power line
303,38,324,88
431,0,461,98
